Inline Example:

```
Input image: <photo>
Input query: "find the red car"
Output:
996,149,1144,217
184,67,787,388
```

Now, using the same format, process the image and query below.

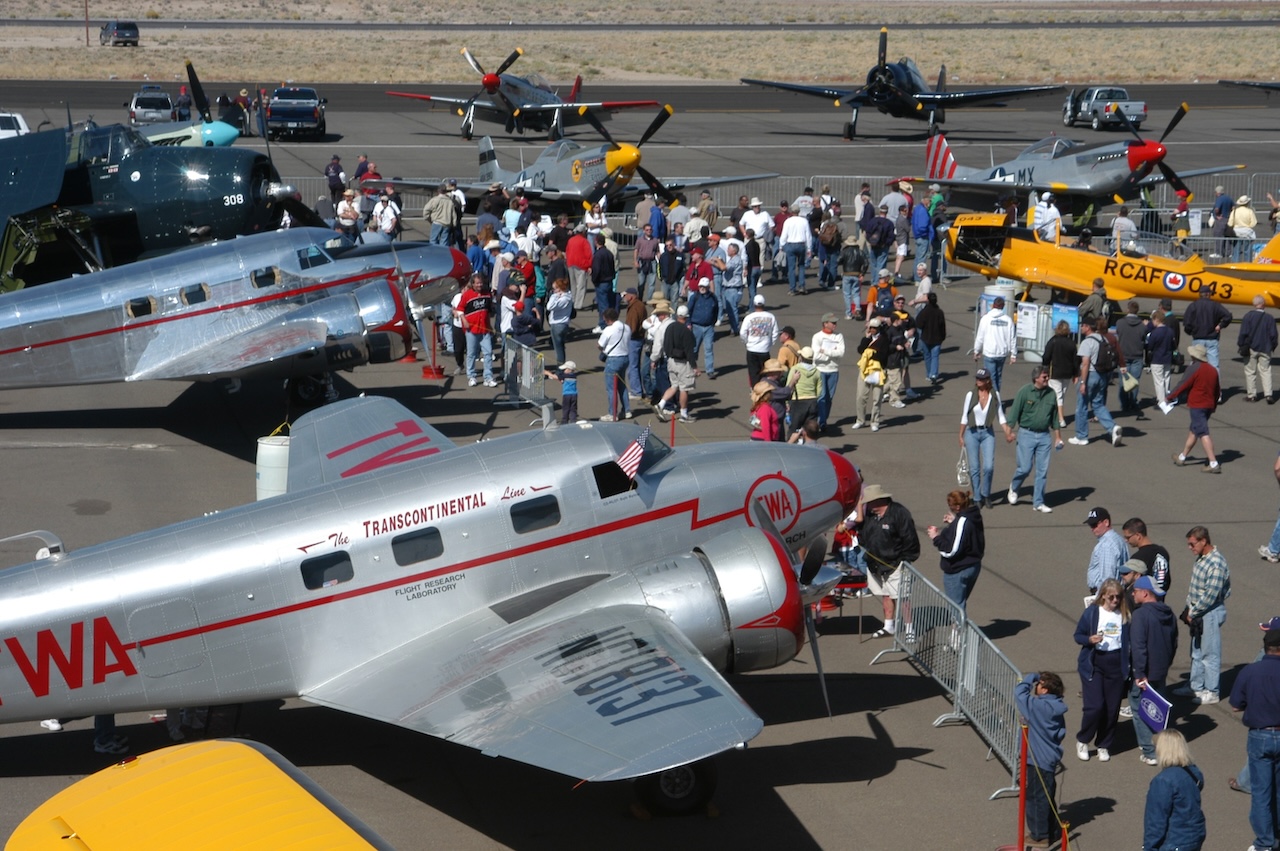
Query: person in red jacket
683,249,714,300
564,226,593,312
1168,344,1222,472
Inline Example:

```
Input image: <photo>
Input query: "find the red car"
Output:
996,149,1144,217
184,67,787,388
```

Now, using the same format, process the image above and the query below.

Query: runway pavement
1,88,1279,849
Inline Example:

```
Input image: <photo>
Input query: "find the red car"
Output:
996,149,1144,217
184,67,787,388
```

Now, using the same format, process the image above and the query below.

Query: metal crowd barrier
867,561,1024,799
495,334,555,424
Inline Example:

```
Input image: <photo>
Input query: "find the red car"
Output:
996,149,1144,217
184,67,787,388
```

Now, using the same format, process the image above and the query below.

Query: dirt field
2,1,1279,85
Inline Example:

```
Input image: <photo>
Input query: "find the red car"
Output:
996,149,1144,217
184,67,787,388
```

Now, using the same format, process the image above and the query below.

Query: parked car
1063,87,1147,131
126,85,175,126
0,112,31,140
99,20,139,47
264,87,327,141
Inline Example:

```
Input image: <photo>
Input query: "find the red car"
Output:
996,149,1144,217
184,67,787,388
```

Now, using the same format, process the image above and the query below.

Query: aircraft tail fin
477,136,500,184
567,75,582,104
925,132,958,180
1256,231,1280,263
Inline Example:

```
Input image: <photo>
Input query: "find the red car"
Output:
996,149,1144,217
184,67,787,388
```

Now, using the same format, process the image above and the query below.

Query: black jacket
1131,601,1178,682
858,501,920,567
931,504,983,574
1181,297,1232,340
915,303,947,346
591,247,616,286
1043,333,1079,381
1238,308,1279,353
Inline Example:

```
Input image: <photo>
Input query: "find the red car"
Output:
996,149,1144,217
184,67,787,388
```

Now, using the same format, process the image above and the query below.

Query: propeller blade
576,105,618,148
185,59,212,124
799,535,828,586
495,89,521,119
1158,102,1189,143
636,104,674,148
1157,160,1190,197
635,166,677,206
877,27,888,68
461,47,485,77
804,607,833,718
495,47,524,76
584,167,623,207
1113,105,1144,143
1116,162,1155,198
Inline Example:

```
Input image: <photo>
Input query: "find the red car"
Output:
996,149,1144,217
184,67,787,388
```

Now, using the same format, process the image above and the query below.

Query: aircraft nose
826,450,861,519
605,144,641,180
202,121,240,147
481,73,501,93
1126,140,1166,173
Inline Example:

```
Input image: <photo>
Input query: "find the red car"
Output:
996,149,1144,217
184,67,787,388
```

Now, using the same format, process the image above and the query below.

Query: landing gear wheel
635,759,718,816
461,123,473,141
1091,115,1102,131
288,374,331,408
842,122,855,141
1062,111,1073,127
315,121,326,141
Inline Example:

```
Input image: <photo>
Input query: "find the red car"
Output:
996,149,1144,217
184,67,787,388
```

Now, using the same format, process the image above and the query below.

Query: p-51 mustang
741,27,1062,139
0,227,468,403
404,106,776,213
0,398,859,813
917,105,1244,222
945,211,1280,306
387,47,658,141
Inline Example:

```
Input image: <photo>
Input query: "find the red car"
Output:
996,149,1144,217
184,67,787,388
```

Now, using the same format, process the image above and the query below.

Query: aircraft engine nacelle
352,279,411,363
628,527,802,676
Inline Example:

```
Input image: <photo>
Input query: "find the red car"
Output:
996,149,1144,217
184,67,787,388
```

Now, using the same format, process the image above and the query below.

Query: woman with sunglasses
1072,577,1131,762
958,368,1005,509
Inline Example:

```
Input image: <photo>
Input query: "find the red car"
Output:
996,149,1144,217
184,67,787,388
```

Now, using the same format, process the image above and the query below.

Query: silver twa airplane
0,398,859,813
0,227,469,403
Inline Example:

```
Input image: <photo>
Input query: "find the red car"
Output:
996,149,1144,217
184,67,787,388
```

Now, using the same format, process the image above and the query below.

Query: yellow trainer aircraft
945,212,1280,306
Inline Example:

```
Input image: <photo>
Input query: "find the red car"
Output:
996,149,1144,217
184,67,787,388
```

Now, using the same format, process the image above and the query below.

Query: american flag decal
615,426,649,480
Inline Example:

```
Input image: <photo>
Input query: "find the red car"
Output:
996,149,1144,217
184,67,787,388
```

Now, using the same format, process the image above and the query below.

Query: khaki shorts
668,359,696,391
865,562,903,598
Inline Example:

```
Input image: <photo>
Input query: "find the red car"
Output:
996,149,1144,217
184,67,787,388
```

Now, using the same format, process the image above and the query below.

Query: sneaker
591,327,603,335
1202,463,1221,474
599,415,616,422
1111,425,1122,446
1139,754,1158,766
905,390,921,400
622,411,634,420
1068,437,1089,446
1170,683,1196,697
706,371,718,379
653,404,671,422
1033,504,1053,513
1172,452,1188,466
1006,488,1018,506
94,737,129,755
1076,741,1090,761
1119,704,1133,719
1259,545,1280,563
870,424,880,432
1195,691,1220,705
467,377,478,387
484,379,499,388
1097,748,1111,762
40,719,62,732
890,400,906,408
851,421,864,430
678,412,696,423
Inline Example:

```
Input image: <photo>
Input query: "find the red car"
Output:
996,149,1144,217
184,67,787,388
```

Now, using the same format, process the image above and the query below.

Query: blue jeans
692,323,716,373
1268,507,1280,555
627,338,644,395
818,245,839,287
915,237,931,271
1129,678,1166,758
746,267,761,304
604,355,630,416
465,331,494,381
549,322,569,365
93,714,117,748
1024,759,1057,843
1010,429,1052,508
1248,727,1280,851
841,276,861,318
923,343,941,380
869,248,890,280
942,563,981,616
1189,604,1226,695
1192,337,1221,370
429,223,452,245
982,356,1007,394
1075,371,1116,440
784,243,807,293
595,285,615,329
636,265,656,301
1121,362,1143,411
817,371,840,428
964,426,997,503
721,287,743,335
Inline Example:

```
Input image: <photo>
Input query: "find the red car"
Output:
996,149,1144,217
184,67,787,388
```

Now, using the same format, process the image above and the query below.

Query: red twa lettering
326,419,442,478
761,490,793,521
2,617,138,700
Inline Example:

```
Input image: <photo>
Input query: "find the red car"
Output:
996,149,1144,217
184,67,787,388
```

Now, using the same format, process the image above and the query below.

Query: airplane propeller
1113,102,1193,202
184,59,212,124
577,104,678,207
460,47,525,128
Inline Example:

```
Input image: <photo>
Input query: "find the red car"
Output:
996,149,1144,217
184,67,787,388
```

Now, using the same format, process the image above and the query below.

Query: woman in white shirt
958,369,1007,509
1072,576,1131,763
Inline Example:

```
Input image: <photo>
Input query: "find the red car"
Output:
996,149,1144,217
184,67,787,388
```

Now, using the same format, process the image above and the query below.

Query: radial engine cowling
626,526,802,676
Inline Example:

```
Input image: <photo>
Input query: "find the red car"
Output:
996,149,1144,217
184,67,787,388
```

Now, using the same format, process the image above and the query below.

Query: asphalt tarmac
0,84,1279,849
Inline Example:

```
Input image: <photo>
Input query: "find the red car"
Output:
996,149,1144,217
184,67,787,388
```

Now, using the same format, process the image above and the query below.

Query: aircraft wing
386,91,473,110
302,598,763,782
126,313,331,382
521,100,659,115
285,396,456,490
611,174,780,208
1218,79,1280,93
1135,163,1247,188
740,78,860,102
913,84,1064,108
0,130,71,226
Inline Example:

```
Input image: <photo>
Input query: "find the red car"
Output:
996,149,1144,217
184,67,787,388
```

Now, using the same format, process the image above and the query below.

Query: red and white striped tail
925,133,958,180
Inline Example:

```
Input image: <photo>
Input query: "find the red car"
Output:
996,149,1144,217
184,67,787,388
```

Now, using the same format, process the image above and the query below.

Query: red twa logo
744,474,801,534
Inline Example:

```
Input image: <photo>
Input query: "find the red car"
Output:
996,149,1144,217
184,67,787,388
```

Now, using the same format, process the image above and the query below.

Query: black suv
100,20,139,47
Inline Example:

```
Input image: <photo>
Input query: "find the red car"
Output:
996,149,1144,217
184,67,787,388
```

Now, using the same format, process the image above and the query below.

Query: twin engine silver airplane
387,47,658,141
741,27,1062,138
0,227,468,403
0,397,860,813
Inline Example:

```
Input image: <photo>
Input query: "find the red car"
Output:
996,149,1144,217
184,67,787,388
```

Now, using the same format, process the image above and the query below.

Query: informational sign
1138,684,1172,733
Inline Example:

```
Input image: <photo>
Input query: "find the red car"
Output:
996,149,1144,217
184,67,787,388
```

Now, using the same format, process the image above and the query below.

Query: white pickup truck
0,112,30,139
1063,87,1147,131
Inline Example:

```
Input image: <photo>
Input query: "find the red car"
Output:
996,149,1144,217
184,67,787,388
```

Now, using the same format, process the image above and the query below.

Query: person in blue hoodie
1015,671,1067,849
1143,728,1206,851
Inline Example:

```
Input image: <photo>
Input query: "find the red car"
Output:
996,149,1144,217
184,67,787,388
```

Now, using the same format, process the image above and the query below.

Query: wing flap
302,602,761,782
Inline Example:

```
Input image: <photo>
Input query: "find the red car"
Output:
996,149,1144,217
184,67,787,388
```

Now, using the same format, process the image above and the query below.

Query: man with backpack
839,235,869,321
863,204,897,280
1069,316,1123,447
816,208,843,291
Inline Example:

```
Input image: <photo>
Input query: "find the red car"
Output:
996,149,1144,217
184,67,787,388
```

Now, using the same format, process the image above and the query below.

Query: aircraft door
127,597,207,678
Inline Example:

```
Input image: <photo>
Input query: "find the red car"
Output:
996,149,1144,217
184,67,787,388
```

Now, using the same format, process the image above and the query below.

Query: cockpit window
296,245,331,270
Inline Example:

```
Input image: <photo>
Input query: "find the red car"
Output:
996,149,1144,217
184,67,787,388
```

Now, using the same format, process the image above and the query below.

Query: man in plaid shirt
1172,525,1231,705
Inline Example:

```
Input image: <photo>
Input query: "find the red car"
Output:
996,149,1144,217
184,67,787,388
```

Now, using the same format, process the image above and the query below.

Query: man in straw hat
1167,344,1222,472
855,483,920,640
